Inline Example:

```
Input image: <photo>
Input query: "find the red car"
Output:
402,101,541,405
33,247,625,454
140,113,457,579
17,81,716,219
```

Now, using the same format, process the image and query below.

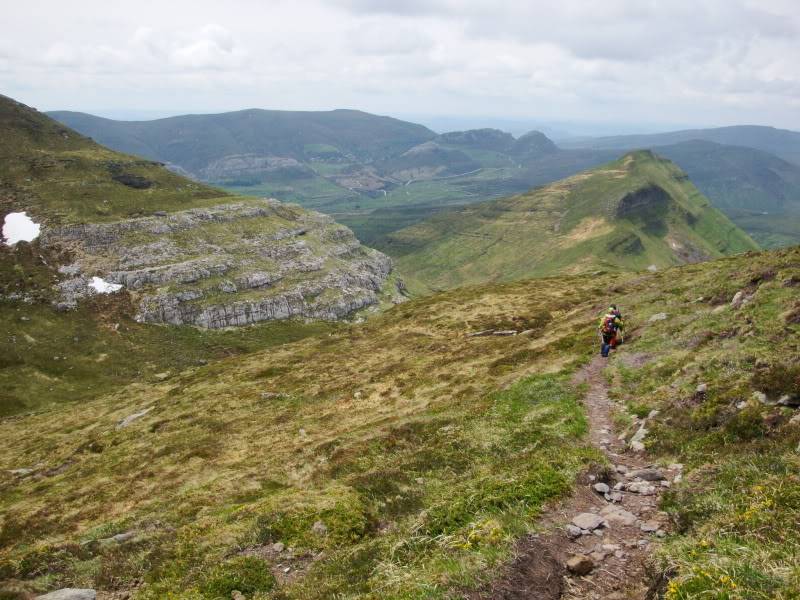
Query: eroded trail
474,354,680,600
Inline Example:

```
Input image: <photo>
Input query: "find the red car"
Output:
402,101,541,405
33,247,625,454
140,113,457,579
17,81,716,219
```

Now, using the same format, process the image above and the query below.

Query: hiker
599,305,624,357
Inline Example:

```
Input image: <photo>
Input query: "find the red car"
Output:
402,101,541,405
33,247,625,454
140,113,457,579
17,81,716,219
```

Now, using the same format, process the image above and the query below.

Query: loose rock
648,313,668,322
571,513,605,531
593,482,610,494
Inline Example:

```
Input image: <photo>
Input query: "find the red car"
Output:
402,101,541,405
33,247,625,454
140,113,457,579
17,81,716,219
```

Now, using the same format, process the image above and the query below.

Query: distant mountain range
560,124,800,166
385,151,758,293
49,110,800,248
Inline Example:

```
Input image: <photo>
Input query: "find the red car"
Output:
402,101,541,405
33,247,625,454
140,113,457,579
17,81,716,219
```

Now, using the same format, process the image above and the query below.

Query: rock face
43,198,400,328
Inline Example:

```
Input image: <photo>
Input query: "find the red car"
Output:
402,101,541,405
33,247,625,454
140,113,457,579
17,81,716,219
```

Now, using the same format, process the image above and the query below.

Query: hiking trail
473,353,680,600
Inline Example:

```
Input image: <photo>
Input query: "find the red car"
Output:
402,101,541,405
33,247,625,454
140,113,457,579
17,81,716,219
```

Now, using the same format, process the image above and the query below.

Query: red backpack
602,315,617,335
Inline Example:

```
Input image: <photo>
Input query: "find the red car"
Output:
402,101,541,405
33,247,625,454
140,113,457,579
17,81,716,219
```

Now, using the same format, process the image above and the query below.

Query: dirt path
472,354,680,600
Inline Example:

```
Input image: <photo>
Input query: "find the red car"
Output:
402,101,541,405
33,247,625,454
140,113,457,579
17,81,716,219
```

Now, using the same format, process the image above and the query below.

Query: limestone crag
46,198,401,327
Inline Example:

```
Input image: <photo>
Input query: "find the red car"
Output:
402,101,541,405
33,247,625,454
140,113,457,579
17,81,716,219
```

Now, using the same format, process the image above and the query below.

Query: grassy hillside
1,96,230,224
47,111,620,244
560,124,800,166
0,94,398,415
653,140,800,248
385,151,759,293
1,245,798,599
48,109,436,172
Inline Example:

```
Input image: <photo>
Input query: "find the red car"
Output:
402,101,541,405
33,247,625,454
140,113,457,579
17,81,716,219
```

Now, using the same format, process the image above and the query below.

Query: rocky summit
46,199,396,328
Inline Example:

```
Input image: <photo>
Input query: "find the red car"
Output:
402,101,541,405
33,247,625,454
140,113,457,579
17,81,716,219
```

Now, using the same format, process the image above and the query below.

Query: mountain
0,94,401,413
559,124,800,166
384,151,759,293
2,239,798,598
47,110,618,243
649,140,800,248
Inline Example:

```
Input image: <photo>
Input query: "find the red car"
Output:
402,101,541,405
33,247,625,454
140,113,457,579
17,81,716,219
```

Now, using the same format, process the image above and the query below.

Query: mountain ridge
386,150,759,292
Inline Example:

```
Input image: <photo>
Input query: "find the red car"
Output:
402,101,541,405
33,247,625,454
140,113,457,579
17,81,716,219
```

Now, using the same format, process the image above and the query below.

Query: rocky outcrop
45,198,400,327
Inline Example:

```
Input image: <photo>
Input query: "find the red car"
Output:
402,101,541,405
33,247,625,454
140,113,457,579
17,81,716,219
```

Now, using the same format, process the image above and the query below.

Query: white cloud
0,0,797,130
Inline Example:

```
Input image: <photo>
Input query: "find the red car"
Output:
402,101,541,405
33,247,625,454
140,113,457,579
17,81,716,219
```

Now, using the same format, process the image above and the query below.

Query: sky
1,0,799,135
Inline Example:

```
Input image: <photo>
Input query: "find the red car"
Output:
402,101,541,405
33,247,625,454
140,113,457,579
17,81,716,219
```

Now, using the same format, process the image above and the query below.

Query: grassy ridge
0,95,230,224
387,151,758,293
602,247,800,598
0,270,606,598
1,245,799,597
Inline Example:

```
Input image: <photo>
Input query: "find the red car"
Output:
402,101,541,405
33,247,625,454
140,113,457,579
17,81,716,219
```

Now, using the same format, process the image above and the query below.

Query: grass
0,266,607,598
385,151,759,293
2,242,799,597
601,245,800,599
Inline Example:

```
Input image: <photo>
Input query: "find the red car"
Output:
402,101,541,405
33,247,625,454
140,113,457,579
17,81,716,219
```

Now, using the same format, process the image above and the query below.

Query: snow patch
2,212,41,245
89,277,123,294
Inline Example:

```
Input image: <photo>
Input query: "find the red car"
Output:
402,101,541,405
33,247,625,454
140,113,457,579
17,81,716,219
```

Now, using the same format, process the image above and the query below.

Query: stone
571,513,605,531
600,506,637,526
272,542,285,552
627,482,657,495
696,383,708,394
605,491,624,503
593,482,610,494
648,409,660,419
36,590,96,600
615,464,629,474
565,554,595,576
613,482,625,491
116,406,154,429
640,520,660,533
231,591,246,600
492,330,518,336
753,391,769,404
778,394,800,407
8,468,34,477
648,313,668,322
630,468,666,481
730,291,745,309
311,520,328,536
566,524,583,539
647,264,658,272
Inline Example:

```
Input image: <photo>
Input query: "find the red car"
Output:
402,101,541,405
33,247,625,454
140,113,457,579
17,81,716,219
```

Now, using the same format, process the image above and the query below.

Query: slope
652,140,800,248
46,111,618,244
47,109,437,177
1,244,798,599
559,124,800,166
385,151,759,293
0,94,400,414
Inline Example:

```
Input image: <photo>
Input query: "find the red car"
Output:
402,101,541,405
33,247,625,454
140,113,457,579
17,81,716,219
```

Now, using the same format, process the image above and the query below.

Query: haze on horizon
1,0,799,135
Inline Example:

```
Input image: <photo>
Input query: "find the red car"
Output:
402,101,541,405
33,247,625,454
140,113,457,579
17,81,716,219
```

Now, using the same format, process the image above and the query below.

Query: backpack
602,315,617,335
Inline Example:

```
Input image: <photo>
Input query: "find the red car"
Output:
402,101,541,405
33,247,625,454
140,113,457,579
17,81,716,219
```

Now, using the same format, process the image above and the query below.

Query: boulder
593,482,610,494
648,313,668,322
600,506,637,526
571,513,605,531
629,468,665,481
36,590,96,600
311,520,328,536
565,524,583,539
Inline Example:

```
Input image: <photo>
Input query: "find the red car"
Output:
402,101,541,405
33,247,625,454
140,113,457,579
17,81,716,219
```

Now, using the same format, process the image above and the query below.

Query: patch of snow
2,212,41,245
89,277,123,294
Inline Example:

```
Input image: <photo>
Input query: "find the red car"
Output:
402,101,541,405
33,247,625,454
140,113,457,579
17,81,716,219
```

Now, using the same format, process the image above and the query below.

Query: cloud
0,0,798,129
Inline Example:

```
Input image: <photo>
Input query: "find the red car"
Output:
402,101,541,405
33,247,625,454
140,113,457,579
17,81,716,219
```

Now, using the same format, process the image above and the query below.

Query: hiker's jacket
599,313,623,334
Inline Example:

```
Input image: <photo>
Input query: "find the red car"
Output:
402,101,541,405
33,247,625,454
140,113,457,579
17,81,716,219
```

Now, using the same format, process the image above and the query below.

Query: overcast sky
1,0,798,133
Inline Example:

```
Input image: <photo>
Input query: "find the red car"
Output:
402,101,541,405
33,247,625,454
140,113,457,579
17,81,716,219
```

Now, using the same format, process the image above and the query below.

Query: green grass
601,246,800,599
386,151,759,293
